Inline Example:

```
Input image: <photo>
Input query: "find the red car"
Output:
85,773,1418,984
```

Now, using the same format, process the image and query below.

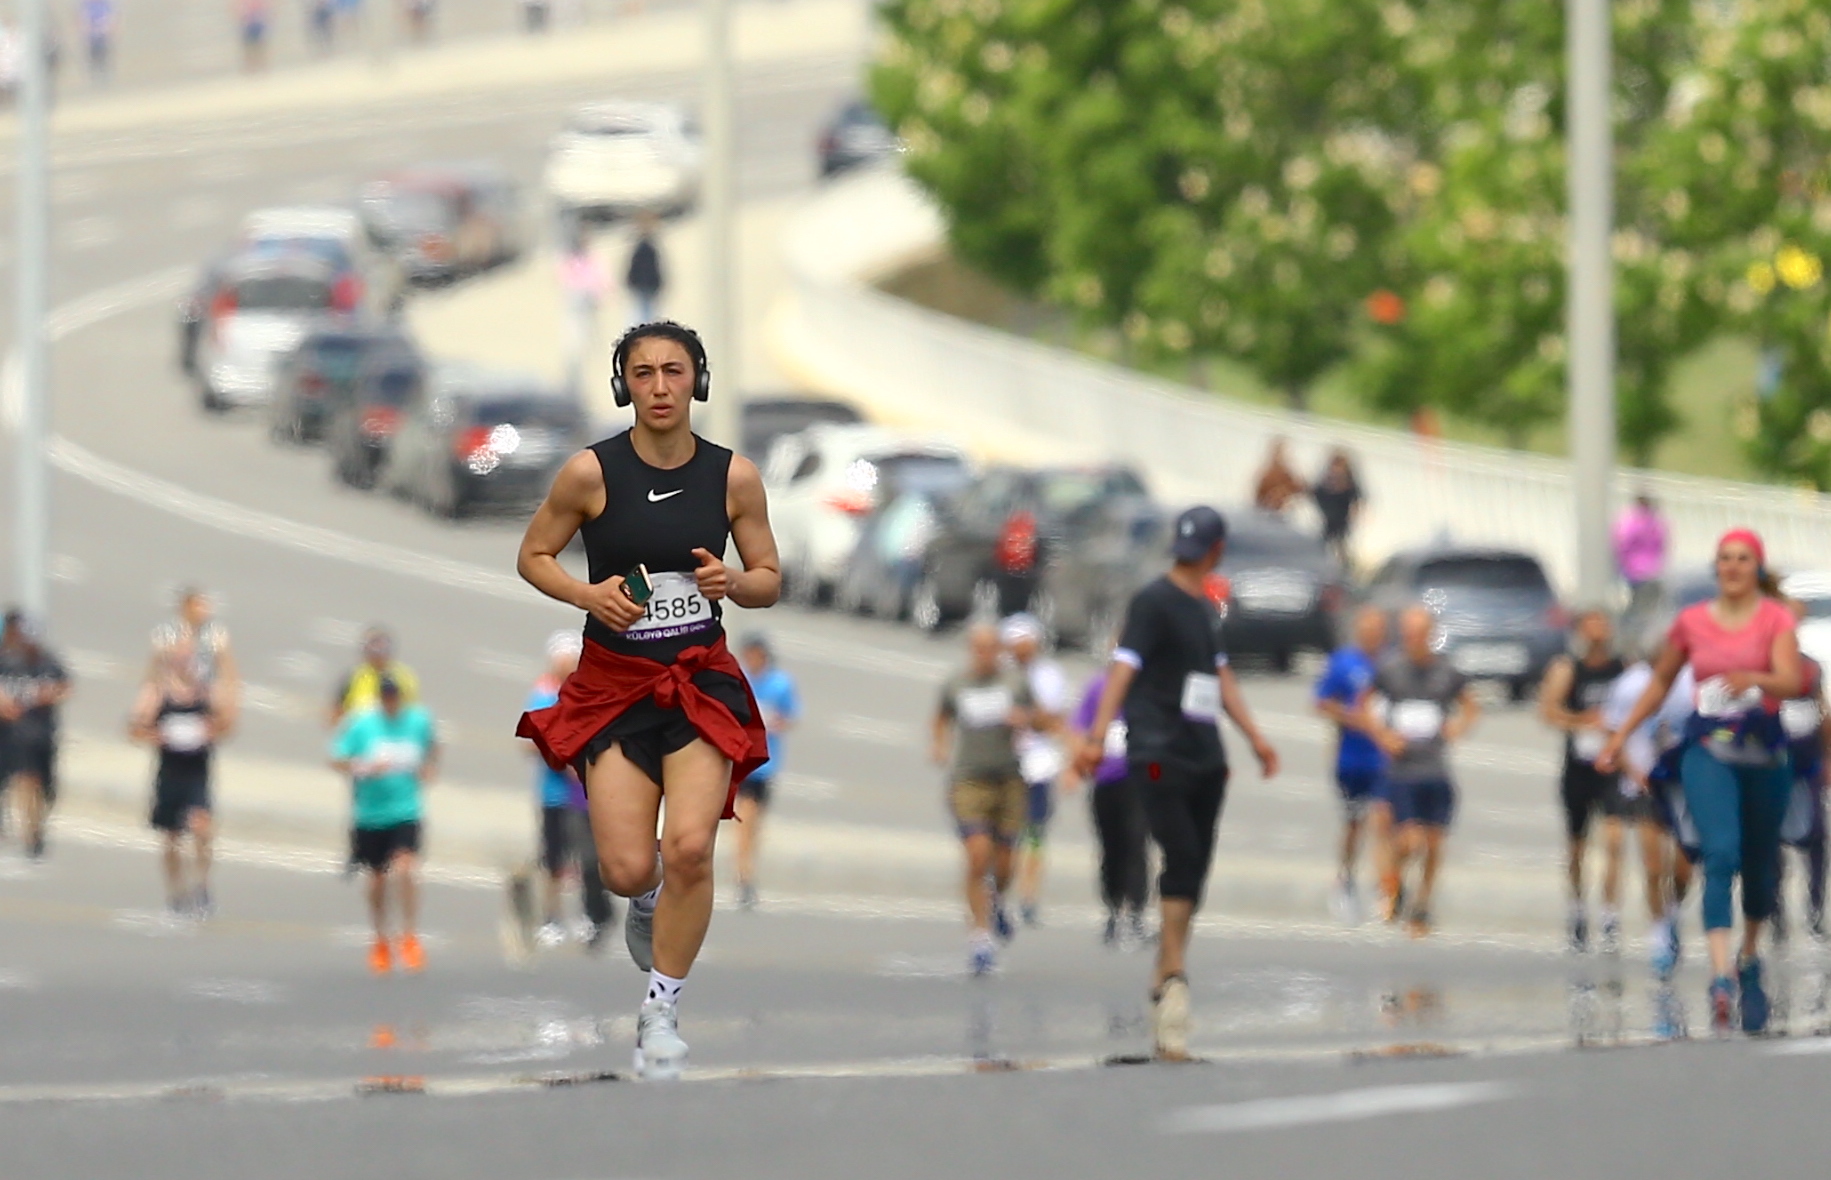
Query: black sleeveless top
1564,654,1623,766
579,430,733,662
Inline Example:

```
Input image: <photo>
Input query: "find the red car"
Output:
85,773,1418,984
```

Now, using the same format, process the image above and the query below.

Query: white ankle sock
633,883,661,913
646,969,684,1006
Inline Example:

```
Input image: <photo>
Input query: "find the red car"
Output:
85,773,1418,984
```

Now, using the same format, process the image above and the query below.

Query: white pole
1567,0,1616,607
15,0,50,619
701,0,739,450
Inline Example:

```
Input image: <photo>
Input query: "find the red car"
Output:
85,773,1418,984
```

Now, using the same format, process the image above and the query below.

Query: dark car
833,462,976,619
325,342,428,489
1361,544,1568,700
740,395,864,459
381,366,585,519
358,164,522,285
268,326,415,444
1214,511,1349,671
910,465,1151,632
1025,489,1165,651
817,98,900,177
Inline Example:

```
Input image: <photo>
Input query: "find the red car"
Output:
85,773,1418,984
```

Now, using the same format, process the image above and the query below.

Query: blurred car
817,98,900,177
909,465,1151,633
325,342,429,489
381,364,585,519
543,100,701,221
740,395,864,459
1027,489,1167,651
765,424,971,604
358,164,523,285
192,250,348,412
268,326,415,445
833,475,975,620
1361,544,1568,699
1213,511,1348,671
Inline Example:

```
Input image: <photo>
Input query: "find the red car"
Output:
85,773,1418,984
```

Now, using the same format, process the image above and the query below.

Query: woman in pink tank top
1599,528,1802,1034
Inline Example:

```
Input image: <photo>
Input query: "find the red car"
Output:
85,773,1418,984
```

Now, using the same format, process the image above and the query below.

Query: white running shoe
633,999,688,1080
1330,876,1363,926
968,932,997,977
1153,975,1192,1060
625,901,655,971
535,922,567,949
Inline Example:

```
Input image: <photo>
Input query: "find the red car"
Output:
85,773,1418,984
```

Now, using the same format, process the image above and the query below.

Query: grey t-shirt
1372,654,1468,784
938,666,1033,782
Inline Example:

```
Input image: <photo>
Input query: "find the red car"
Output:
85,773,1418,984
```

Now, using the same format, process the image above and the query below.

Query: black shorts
737,775,772,806
151,754,211,833
353,821,421,872
576,671,752,789
1561,762,1649,840
540,805,580,874
2,736,55,802
1134,760,1228,905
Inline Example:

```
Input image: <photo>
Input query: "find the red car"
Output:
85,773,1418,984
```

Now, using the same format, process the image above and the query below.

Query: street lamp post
15,0,50,619
1567,0,1617,607
701,0,739,452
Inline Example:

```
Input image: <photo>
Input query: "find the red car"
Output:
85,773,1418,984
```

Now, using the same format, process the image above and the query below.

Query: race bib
1390,700,1443,742
1180,672,1221,722
1782,699,1822,740
624,570,715,640
371,739,424,774
159,713,210,752
1696,675,1762,719
955,686,1013,729
1103,720,1128,759
1020,744,1066,784
1572,728,1606,762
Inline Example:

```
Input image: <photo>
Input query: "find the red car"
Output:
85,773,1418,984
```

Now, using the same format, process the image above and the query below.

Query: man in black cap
1075,506,1279,1060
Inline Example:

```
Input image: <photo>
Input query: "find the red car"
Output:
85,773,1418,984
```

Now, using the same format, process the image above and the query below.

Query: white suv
543,100,701,220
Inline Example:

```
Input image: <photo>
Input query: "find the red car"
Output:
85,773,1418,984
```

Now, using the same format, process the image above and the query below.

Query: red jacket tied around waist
516,634,769,819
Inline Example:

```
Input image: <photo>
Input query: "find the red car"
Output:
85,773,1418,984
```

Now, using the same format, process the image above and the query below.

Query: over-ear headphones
610,320,712,408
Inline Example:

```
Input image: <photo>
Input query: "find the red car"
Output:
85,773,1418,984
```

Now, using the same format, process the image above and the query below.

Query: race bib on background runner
371,739,424,774
1103,720,1128,759
1390,700,1444,742
955,686,1014,729
624,570,715,641
159,713,210,752
1696,676,1762,719
1782,699,1822,740
1180,672,1221,722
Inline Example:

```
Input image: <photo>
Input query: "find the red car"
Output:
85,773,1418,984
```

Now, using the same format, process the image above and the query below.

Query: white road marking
275,649,328,682
183,978,287,1005
0,969,34,990
64,648,123,681
308,617,363,649
468,648,539,682
776,773,838,801
831,714,915,746
48,552,87,584
1161,1081,1516,1135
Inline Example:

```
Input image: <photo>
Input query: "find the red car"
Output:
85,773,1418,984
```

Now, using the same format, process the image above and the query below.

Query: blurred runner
235,0,269,72
0,611,70,861
625,214,664,327
149,587,240,728
1003,612,1067,928
1251,437,1303,514
733,633,798,910
1773,597,1828,944
77,0,114,82
331,627,419,876
1613,493,1668,649
405,0,434,42
559,223,607,397
1073,657,1148,946
1605,653,1695,977
933,622,1032,975
1598,529,1800,1034
331,676,437,974
516,321,776,1081
308,0,336,52
1361,605,1480,938
1075,506,1280,1060
1539,610,1635,954
1309,448,1363,570
1312,606,1389,925
131,642,223,917
523,631,613,949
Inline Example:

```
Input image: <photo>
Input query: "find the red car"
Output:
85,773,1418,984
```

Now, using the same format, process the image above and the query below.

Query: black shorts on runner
3,737,55,804
150,757,211,833
1561,763,1648,840
540,805,578,875
353,821,421,872
737,775,772,806
577,671,752,789
1134,761,1228,905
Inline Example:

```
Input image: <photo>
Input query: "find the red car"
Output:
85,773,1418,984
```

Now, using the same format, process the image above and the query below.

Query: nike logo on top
647,489,684,502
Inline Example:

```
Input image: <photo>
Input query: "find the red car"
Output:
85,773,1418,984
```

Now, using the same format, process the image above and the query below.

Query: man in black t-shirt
1075,506,1280,1060
0,611,71,860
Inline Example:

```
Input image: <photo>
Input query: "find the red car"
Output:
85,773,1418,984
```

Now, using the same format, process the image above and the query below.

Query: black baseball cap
1170,506,1228,562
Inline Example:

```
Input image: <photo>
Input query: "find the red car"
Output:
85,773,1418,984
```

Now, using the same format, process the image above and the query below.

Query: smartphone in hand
623,564,654,606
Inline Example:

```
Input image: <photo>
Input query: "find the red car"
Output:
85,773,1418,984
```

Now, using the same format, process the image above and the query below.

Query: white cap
545,630,584,659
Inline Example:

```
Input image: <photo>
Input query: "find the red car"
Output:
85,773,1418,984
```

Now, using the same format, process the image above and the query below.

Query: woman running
1598,528,1801,1034
516,321,777,1080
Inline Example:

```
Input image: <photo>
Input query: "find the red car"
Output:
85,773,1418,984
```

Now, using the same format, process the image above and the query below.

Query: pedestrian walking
1310,448,1363,570
1251,437,1304,514
235,0,269,72
522,631,613,949
77,0,114,83
625,214,664,327
1614,493,1668,644
1003,612,1068,928
308,0,336,52
1312,606,1389,925
1074,506,1281,1060
131,642,223,918
0,611,70,861
558,224,607,398
1073,660,1148,947
733,633,799,910
933,621,1033,975
1598,528,1801,1034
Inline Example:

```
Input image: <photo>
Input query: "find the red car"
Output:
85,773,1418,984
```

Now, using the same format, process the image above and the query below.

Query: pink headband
1718,528,1766,568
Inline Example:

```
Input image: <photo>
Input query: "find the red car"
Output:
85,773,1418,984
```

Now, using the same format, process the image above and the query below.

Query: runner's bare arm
518,451,644,632
1073,661,1137,776
930,711,952,766
1596,643,1686,772
214,639,242,732
1444,685,1482,743
126,682,159,743
703,454,780,609
1536,656,1578,729
1220,664,1279,778
1725,628,1804,700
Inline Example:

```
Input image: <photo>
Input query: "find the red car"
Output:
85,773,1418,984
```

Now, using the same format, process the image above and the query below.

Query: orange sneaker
397,934,425,973
369,937,393,975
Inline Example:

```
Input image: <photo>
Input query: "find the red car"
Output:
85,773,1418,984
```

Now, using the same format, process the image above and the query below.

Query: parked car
1361,544,1568,699
543,100,701,221
192,250,350,412
1213,511,1348,671
833,477,975,620
817,98,900,177
381,365,585,518
910,465,1151,633
268,326,416,444
358,164,523,285
325,342,429,489
765,424,971,604
740,395,864,459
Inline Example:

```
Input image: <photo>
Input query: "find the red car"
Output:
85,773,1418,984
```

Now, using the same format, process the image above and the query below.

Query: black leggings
1092,779,1149,912
1137,763,1229,904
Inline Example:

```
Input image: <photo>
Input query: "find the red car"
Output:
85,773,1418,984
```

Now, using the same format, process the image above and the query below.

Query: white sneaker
1153,975,1191,1060
535,922,567,949
568,917,596,944
968,932,997,977
625,900,655,971
1330,877,1363,926
634,998,688,1080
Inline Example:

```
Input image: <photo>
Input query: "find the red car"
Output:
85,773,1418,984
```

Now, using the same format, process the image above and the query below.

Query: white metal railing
777,170,1831,592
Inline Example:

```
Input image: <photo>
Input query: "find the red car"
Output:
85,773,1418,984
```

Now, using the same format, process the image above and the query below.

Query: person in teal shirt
330,677,437,975
734,634,800,910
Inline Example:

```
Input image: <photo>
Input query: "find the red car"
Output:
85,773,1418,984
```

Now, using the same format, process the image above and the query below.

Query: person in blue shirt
734,634,800,909
330,677,437,975
1312,607,1390,924
524,631,614,949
